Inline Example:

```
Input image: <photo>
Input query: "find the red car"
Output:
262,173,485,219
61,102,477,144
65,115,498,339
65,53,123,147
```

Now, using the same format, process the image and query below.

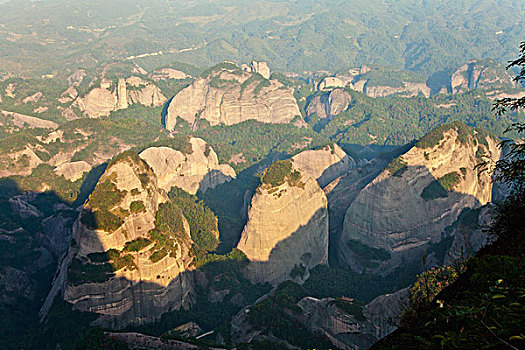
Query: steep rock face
231,289,409,349
364,82,430,98
54,161,91,182
249,61,271,79
451,59,516,94
339,122,500,272
306,89,352,123
73,77,167,118
139,137,235,195
318,77,347,91
236,162,328,285
165,63,300,129
50,153,195,328
292,143,355,188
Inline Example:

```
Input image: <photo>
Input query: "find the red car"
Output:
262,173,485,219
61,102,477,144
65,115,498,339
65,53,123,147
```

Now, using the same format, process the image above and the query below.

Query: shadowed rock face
451,59,516,94
165,64,300,129
231,288,409,349
45,153,196,328
339,123,500,272
306,89,352,124
139,137,235,195
237,169,328,285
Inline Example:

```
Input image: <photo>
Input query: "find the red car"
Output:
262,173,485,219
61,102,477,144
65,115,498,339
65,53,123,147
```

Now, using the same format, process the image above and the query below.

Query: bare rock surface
43,153,196,328
292,143,355,188
451,59,516,94
139,137,235,194
54,161,91,182
165,63,300,129
237,167,328,285
339,123,500,272
306,88,352,123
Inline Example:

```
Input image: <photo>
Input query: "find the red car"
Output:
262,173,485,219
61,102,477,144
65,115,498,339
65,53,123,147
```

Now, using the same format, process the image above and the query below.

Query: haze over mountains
0,0,524,349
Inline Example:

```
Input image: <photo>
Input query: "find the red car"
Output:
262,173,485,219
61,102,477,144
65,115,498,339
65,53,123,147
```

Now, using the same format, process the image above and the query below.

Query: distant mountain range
0,0,523,80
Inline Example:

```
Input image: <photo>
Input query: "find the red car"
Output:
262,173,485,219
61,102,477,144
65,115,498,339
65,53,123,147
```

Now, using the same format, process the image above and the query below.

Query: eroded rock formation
165,62,300,129
139,137,235,194
451,59,516,94
44,152,196,328
292,143,355,188
236,161,328,284
306,89,352,124
339,122,500,272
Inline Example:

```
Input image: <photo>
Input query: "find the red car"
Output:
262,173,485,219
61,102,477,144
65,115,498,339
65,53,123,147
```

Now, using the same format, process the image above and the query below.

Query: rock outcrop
73,77,167,118
451,59,516,94
306,89,352,124
139,137,235,194
338,122,500,272
165,62,300,129
54,161,91,182
248,61,271,80
45,152,196,328
364,82,430,98
236,160,328,285
231,288,409,349
318,77,347,91
292,143,355,188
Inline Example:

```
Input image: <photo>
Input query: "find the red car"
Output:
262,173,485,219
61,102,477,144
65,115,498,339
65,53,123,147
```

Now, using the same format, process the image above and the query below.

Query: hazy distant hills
0,0,523,79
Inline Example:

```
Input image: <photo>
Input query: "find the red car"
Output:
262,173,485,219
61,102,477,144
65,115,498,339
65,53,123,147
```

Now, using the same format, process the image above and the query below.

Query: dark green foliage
168,187,219,253
289,264,307,279
72,328,129,350
438,172,461,191
195,120,325,172
347,239,391,268
80,209,124,232
332,298,366,321
69,251,136,285
67,258,115,285
88,180,124,211
260,159,293,187
122,237,151,252
247,281,334,349
385,157,407,176
201,62,241,78
421,180,448,201
129,200,146,214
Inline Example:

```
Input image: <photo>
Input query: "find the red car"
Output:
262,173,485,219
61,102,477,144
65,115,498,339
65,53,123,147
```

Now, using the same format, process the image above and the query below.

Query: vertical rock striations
139,137,236,195
46,151,196,328
236,159,328,285
165,62,300,130
338,122,500,272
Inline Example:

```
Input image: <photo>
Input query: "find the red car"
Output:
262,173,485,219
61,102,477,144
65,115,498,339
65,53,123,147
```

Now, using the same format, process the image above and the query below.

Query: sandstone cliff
231,288,409,349
338,122,500,272
451,59,516,94
73,77,167,118
236,160,328,285
292,143,355,188
46,152,196,328
306,89,352,124
165,62,300,130
363,81,430,98
139,137,235,195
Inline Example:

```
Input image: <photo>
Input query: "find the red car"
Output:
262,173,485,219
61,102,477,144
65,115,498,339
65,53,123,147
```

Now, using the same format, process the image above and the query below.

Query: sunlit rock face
45,153,195,328
451,59,516,94
165,62,300,130
339,122,500,272
237,164,328,285
73,77,166,118
139,137,235,195
292,143,356,188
